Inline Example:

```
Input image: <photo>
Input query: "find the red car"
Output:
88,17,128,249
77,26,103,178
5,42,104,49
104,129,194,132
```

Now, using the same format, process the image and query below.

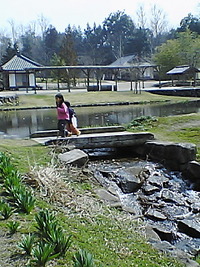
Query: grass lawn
126,113,200,161
1,90,200,109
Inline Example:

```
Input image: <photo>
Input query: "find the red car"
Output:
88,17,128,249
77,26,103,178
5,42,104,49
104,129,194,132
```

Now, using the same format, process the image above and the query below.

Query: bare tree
28,20,37,34
136,5,147,29
8,19,17,44
150,4,168,37
37,14,49,38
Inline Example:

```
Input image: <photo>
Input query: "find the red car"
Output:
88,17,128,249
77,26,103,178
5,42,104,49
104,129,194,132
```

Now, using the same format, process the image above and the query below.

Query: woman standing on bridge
55,93,71,137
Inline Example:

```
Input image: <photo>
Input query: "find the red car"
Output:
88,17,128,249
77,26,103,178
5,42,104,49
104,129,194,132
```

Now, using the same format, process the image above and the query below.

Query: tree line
1,9,200,79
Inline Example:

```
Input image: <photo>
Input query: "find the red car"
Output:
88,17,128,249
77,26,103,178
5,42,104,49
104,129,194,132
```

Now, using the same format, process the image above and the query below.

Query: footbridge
31,126,154,149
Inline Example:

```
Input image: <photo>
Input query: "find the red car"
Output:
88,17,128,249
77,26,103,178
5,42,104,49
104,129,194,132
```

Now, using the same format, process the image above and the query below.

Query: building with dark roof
166,65,200,86
109,55,156,80
0,53,42,90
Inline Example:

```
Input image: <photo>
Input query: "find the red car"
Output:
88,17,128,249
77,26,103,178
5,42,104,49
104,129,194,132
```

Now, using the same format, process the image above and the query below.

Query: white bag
71,115,77,128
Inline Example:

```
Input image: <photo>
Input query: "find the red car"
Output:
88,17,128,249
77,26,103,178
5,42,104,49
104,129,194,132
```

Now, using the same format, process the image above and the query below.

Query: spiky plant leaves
35,209,57,238
15,190,35,214
3,170,22,194
31,241,58,267
0,152,11,180
73,249,95,267
35,209,72,256
18,233,36,255
0,202,13,219
7,221,20,235
49,230,72,256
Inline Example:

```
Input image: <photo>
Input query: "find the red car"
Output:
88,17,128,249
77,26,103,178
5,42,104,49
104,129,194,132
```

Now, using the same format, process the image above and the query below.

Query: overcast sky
0,0,200,35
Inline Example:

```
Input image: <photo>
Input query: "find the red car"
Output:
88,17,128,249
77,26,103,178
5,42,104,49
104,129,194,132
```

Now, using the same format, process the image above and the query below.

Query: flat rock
58,149,88,167
146,209,167,221
95,188,120,204
178,218,200,238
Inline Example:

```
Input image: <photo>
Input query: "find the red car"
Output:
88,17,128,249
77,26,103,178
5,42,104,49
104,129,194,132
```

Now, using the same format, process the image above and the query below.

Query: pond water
0,100,200,138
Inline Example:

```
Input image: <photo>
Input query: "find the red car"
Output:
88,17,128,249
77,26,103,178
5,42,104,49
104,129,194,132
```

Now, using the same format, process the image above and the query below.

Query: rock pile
91,159,200,266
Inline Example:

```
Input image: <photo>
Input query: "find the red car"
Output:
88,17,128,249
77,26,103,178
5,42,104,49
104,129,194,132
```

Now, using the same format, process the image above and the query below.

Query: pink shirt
57,102,69,120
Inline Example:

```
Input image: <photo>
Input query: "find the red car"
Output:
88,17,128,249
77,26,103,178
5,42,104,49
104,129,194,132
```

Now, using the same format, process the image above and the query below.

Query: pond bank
146,87,200,97
0,99,172,111
0,88,200,111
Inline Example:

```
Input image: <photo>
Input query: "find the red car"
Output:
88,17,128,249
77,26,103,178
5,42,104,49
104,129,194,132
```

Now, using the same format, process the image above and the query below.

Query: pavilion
0,53,157,92
0,53,42,91
166,65,200,87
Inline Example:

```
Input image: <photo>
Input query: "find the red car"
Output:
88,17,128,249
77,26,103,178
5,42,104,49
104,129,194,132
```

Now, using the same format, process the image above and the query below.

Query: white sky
0,0,200,35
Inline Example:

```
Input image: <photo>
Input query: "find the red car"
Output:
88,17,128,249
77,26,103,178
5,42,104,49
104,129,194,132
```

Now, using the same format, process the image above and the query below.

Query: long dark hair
55,93,64,107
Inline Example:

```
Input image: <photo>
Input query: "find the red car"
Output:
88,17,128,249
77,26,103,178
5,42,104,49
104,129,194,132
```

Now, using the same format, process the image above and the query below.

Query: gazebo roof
0,54,42,71
166,65,199,75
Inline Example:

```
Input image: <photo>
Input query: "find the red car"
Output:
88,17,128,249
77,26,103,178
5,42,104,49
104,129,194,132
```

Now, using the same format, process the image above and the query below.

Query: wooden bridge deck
32,129,154,149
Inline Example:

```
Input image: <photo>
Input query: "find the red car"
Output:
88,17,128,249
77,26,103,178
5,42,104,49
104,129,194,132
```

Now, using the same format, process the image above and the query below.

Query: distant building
108,55,156,80
0,53,42,90
166,65,200,86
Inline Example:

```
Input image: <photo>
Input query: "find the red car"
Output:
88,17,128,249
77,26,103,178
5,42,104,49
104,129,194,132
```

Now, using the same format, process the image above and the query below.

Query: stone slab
43,131,154,149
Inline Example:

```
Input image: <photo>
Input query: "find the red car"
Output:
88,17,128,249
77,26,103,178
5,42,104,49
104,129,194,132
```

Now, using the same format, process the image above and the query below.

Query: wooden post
194,73,196,87
34,70,37,94
26,71,29,93
57,70,60,92
81,69,91,91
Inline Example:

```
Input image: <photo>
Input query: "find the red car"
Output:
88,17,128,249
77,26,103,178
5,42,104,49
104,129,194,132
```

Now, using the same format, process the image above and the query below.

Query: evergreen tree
177,13,200,34
103,11,135,59
124,28,152,57
44,25,60,64
1,42,16,64
59,25,78,86
59,25,77,66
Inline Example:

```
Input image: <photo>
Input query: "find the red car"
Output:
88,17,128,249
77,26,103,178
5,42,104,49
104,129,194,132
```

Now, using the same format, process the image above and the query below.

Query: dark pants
57,119,68,137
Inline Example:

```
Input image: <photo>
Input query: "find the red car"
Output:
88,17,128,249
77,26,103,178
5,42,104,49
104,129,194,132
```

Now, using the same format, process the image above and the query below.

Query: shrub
0,202,13,219
35,209,72,256
15,189,36,214
73,249,95,267
7,221,20,235
31,241,58,267
18,233,36,255
127,115,157,129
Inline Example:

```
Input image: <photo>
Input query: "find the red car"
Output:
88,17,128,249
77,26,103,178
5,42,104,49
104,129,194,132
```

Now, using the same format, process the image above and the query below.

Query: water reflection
0,101,200,138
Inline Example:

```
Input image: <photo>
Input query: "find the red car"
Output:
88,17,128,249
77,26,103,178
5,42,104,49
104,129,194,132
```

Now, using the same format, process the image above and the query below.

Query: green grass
0,139,52,173
0,185,184,266
1,90,199,110
127,113,200,161
58,212,183,267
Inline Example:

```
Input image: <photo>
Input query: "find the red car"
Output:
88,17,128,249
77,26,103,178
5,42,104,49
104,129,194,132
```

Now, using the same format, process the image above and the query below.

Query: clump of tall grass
0,201,13,219
7,221,20,235
18,233,36,255
73,249,95,267
35,209,72,256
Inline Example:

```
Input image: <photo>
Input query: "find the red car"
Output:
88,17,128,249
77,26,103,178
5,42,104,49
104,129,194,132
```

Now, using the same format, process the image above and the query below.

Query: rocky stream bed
89,158,200,266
